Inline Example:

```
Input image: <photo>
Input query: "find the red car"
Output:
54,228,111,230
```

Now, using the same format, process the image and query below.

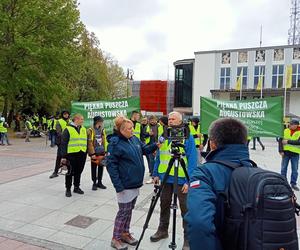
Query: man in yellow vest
189,117,204,164
130,110,141,139
280,119,300,191
150,111,197,250
24,116,33,142
48,116,57,147
60,113,87,197
49,110,70,178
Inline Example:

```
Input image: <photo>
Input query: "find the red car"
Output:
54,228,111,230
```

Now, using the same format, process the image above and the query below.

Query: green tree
0,0,83,117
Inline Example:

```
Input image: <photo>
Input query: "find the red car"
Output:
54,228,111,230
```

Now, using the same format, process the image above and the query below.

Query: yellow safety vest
158,124,164,137
158,140,188,178
247,136,252,141
48,119,57,130
283,128,300,154
189,124,203,147
25,120,33,130
66,126,87,154
0,122,7,133
133,122,141,139
42,117,47,124
58,118,68,131
145,125,150,144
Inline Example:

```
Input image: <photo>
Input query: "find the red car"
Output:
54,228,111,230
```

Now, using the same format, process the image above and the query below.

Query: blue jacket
185,144,251,250
107,132,158,193
153,135,197,185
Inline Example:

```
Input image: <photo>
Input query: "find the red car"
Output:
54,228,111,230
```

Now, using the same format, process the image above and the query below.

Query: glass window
236,67,248,89
292,64,300,88
254,66,265,89
220,67,231,89
272,65,284,89
174,64,193,107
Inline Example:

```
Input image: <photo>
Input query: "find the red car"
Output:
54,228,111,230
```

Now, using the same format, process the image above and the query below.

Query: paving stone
14,224,56,240
47,231,92,249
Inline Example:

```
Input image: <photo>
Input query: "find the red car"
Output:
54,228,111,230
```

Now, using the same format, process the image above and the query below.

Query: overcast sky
78,0,291,80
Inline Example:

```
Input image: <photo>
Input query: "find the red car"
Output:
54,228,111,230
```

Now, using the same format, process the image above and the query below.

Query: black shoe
73,187,84,194
291,185,300,191
251,148,256,150
49,172,59,178
97,183,107,189
65,190,72,197
262,146,265,151
92,184,97,191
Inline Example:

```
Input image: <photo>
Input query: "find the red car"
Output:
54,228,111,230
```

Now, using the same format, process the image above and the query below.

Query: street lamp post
126,68,134,97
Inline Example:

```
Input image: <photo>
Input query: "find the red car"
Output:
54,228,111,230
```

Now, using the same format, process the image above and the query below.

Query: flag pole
260,67,263,99
283,67,287,117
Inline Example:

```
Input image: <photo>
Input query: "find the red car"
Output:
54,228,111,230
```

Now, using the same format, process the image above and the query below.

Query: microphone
158,136,165,144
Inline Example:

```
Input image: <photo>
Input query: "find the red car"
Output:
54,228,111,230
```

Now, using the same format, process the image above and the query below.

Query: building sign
71,97,140,134
221,52,231,64
200,96,283,137
274,48,284,61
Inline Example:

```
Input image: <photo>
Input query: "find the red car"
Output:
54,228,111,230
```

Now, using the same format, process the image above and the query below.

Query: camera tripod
136,141,189,250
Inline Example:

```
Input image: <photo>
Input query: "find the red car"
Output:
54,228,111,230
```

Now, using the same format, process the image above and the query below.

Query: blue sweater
185,144,251,250
152,135,197,185
107,133,158,193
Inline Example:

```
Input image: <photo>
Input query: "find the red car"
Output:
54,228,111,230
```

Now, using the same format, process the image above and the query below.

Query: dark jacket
185,144,250,250
60,123,87,157
107,131,158,193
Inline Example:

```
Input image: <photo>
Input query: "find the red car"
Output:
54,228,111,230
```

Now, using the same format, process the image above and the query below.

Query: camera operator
185,118,249,250
150,111,197,250
107,116,159,250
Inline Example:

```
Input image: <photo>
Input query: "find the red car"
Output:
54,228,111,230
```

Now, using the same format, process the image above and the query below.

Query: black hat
61,110,70,116
159,116,168,126
191,117,200,123
93,116,104,123
290,119,299,125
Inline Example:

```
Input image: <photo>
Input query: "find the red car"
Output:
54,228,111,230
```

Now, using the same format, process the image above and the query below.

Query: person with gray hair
150,111,197,250
185,118,250,250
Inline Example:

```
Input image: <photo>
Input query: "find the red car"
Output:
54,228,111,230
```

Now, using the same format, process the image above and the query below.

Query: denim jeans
146,153,155,176
1,133,10,145
281,154,299,185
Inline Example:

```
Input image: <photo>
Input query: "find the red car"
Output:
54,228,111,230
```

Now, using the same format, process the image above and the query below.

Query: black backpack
210,160,299,250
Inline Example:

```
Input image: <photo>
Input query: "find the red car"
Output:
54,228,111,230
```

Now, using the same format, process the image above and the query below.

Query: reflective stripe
283,129,300,154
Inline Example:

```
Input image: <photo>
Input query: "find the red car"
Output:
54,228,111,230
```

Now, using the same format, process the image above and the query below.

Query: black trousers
54,146,62,174
65,151,87,190
158,183,188,238
91,162,104,184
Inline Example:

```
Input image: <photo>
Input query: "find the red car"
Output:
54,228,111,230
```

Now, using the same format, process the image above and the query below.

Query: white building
174,45,300,118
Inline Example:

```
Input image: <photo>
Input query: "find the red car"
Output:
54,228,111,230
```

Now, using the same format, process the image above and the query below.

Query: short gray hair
168,111,182,121
208,118,247,146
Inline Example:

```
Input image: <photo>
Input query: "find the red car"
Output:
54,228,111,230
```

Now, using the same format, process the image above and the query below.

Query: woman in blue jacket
107,116,158,250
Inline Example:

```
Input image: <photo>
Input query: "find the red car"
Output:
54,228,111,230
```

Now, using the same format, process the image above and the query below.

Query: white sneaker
146,178,153,184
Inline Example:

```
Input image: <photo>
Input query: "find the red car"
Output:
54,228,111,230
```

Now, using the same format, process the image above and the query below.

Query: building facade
174,45,300,117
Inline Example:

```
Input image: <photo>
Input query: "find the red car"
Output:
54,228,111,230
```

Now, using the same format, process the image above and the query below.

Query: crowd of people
1,109,300,250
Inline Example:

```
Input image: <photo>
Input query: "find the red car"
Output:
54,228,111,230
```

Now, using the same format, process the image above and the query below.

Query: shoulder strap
207,159,258,170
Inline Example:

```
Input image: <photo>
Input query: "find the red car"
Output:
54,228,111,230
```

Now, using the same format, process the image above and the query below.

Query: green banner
200,96,283,137
71,97,140,134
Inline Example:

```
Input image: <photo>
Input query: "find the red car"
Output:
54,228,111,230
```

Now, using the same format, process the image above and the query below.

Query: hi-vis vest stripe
159,140,188,177
58,119,68,131
283,128,300,154
66,126,87,154
189,125,203,147
133,122,141,139
25,120,33,130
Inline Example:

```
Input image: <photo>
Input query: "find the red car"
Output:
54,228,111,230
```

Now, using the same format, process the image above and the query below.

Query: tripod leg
135,157,176,250
169,158,178,250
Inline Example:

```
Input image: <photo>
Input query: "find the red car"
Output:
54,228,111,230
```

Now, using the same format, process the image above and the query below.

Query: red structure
139,80,168,115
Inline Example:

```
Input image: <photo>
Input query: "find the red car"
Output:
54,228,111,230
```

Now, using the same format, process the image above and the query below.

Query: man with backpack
186,118,298,250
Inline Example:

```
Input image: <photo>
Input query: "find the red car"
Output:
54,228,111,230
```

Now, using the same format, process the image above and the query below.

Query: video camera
166,123,190,142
